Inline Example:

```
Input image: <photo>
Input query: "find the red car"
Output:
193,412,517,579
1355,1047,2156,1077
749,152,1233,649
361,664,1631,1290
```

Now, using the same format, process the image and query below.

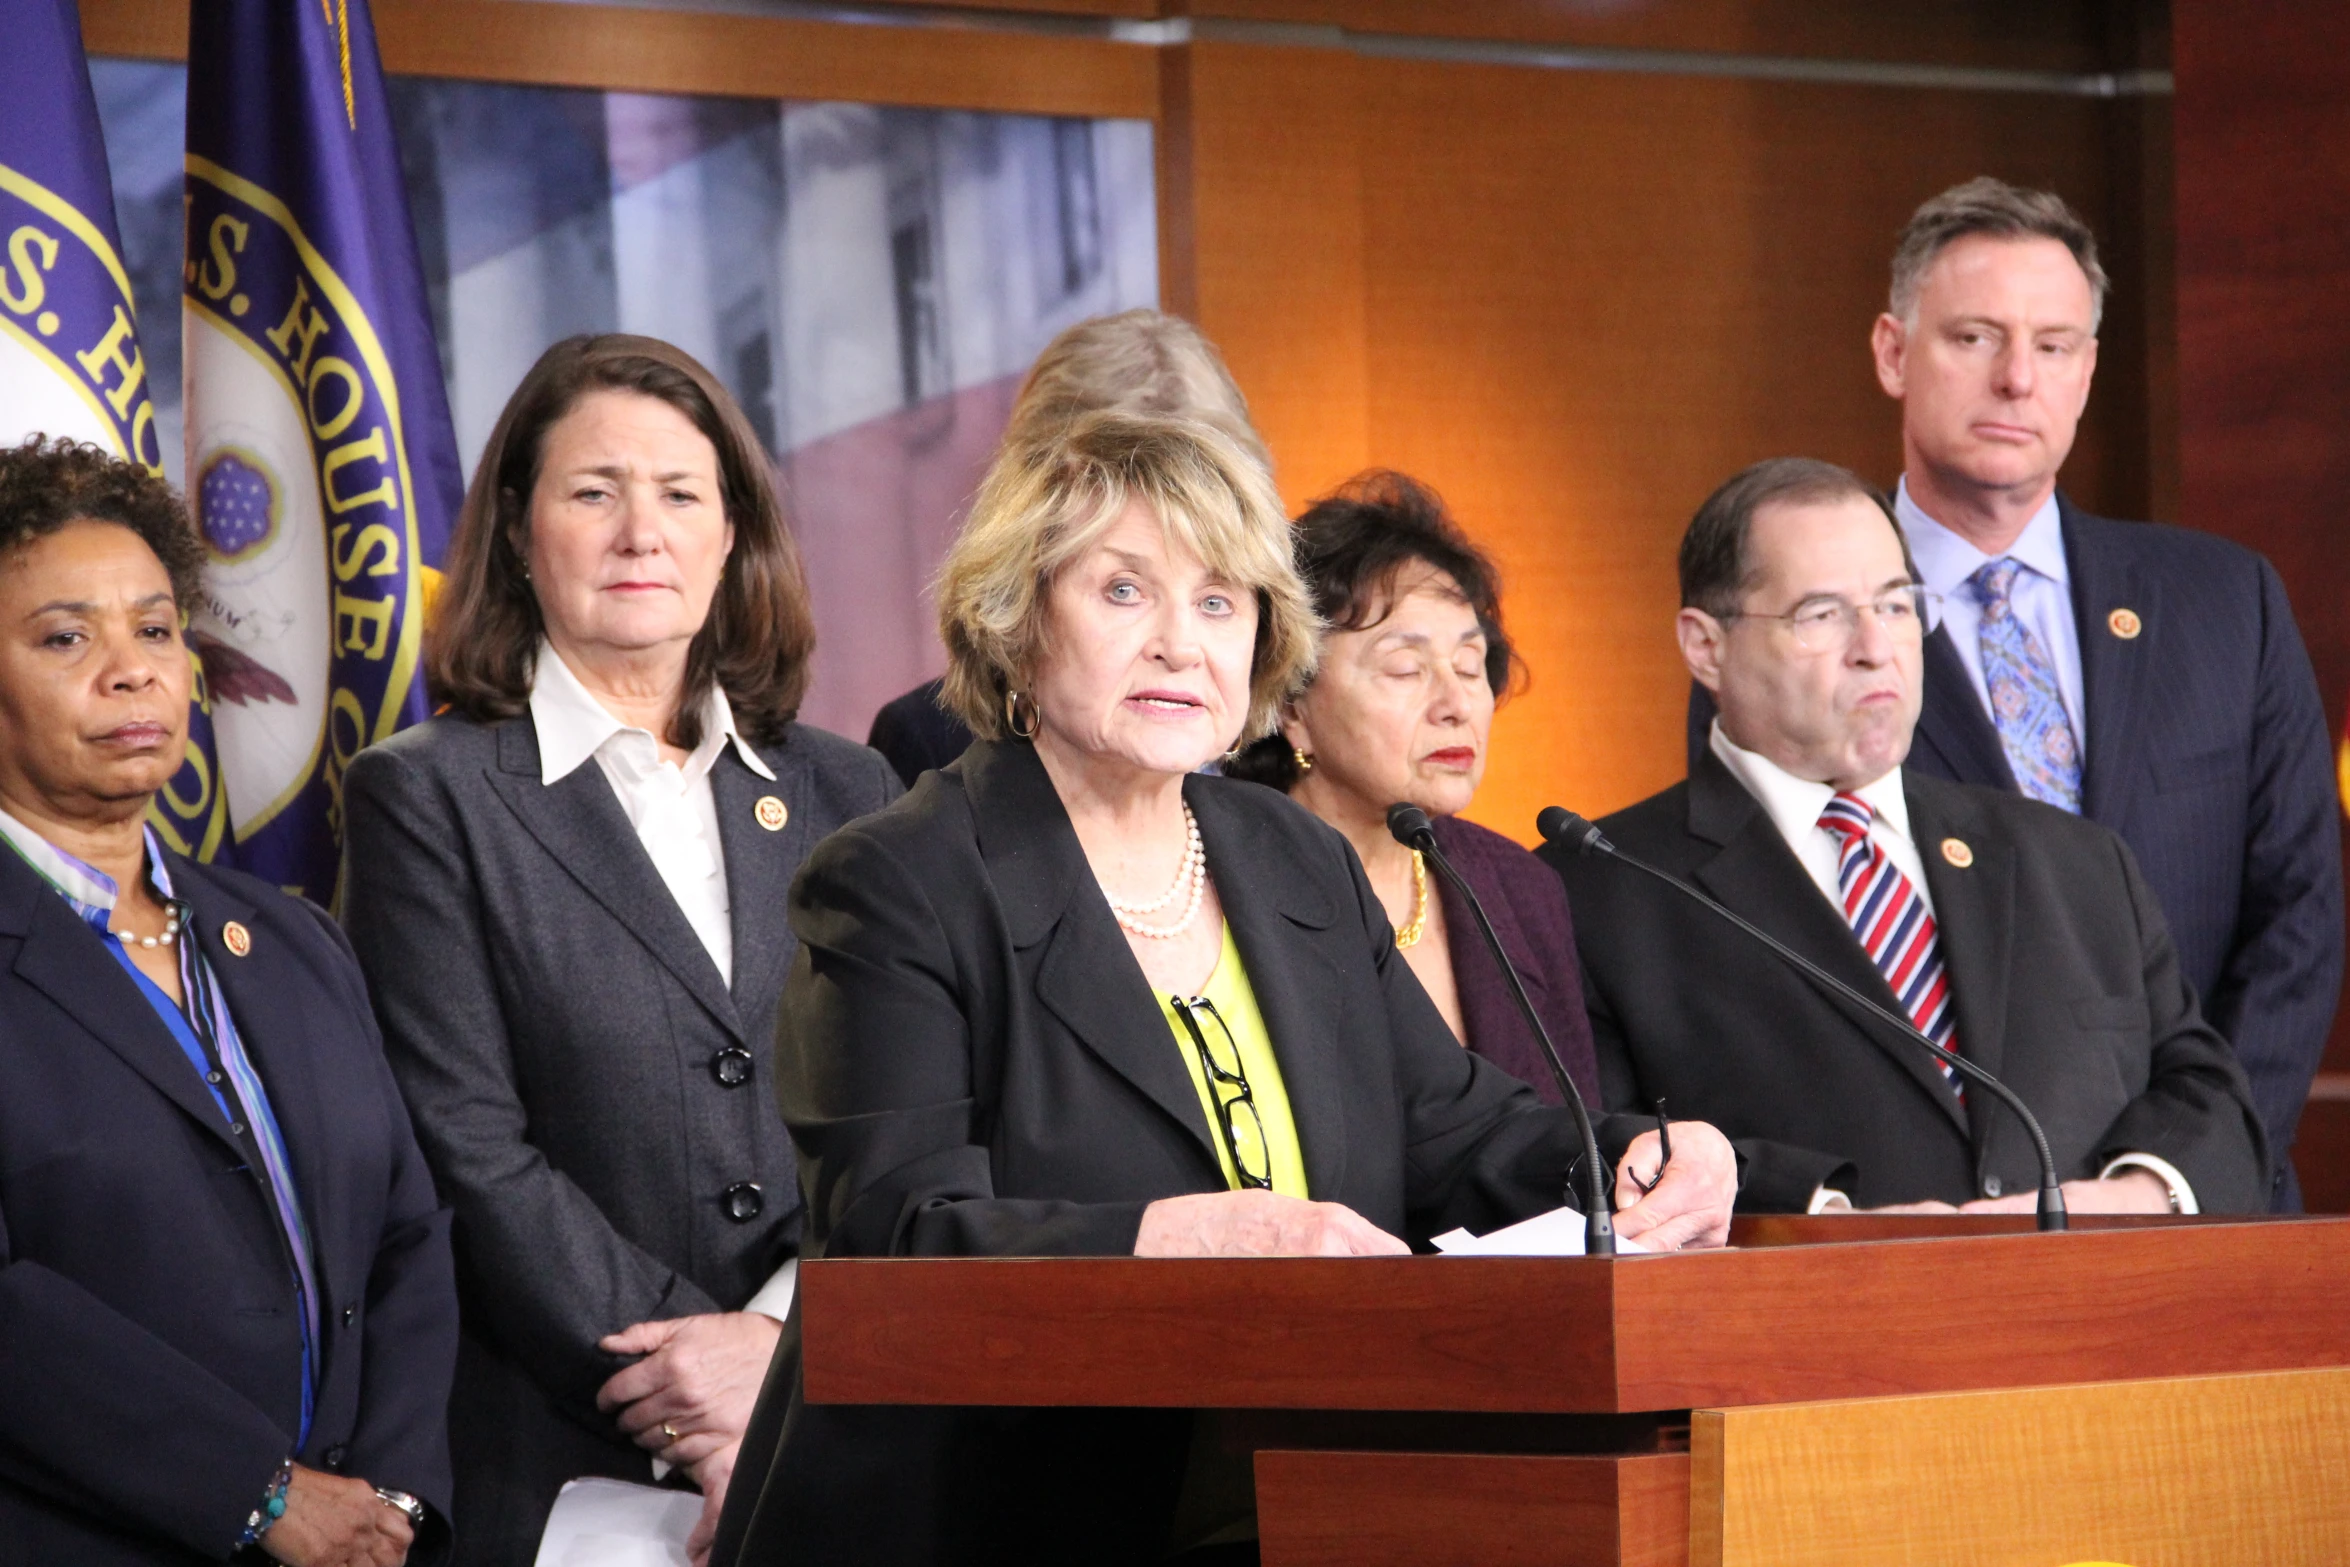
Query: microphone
1536,806,2067,1231
1388,803,1617,1255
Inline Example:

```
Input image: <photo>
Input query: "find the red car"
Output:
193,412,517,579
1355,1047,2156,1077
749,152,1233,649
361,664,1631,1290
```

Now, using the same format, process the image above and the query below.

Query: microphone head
1386,802,1436,847
1536,806,1610,856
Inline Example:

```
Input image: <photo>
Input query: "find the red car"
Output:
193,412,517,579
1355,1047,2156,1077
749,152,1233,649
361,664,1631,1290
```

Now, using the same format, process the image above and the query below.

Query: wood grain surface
1174,37,2150,839
1256,1450,1690,1567
799,1218,2350,1414
79,0,1160,118
2174,3,2350,1088
1690,1364,2350,1566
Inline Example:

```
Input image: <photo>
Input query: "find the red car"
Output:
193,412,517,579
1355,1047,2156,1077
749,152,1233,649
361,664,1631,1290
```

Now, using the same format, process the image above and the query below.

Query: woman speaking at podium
724,412,1737,1566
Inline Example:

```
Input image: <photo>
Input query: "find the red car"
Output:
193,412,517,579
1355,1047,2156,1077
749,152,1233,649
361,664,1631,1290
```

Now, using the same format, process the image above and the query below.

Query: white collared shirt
1708,721,1934,920
1895,479,2086,735
528,641,776,987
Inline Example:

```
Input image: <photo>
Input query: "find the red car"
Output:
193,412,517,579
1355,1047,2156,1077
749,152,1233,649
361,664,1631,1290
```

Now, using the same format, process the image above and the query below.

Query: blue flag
182,0,461,902
2,0,234,863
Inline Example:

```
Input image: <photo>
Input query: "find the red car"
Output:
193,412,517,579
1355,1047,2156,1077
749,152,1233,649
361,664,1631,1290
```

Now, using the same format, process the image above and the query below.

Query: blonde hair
938,410,1315,743
1002,310,1273,477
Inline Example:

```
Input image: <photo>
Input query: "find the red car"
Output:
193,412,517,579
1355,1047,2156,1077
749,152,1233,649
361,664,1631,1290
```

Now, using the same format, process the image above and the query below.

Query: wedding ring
661,1421,680,1442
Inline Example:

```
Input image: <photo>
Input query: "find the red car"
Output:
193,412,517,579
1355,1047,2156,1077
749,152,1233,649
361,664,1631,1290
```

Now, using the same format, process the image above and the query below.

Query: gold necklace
1393,850,1429,948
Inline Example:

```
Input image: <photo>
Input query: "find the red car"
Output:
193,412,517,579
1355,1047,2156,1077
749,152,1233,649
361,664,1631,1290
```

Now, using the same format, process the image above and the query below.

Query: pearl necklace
1105,803,1207,940
117,906,184,950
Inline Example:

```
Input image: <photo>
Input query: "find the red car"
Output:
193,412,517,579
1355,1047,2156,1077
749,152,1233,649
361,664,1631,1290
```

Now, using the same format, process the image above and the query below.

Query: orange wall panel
1179,42,2142,841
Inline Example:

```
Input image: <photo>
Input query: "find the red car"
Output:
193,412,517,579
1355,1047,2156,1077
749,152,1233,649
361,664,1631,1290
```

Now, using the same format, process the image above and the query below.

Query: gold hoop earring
1292,746,1314,775
1005,690,1040,741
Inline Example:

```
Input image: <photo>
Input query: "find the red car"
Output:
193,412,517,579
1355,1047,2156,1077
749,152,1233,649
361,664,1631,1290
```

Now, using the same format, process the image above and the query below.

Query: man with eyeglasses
1691,178,2341,1209
1548,457,2269,1215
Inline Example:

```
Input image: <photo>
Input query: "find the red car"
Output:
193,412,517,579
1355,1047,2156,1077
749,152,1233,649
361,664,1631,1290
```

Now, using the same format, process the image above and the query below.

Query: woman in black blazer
0,439,453,1567
339,339,898,1565
721,412,1738,1567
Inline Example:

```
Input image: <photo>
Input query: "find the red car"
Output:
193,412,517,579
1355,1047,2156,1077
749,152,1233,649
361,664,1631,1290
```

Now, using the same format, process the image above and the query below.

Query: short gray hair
1889,177,2107,332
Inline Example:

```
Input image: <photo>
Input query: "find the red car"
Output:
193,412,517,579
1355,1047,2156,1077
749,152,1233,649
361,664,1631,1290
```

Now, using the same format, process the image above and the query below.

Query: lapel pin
1940,838,1975,869
2107,607,2143,640
222,920,252,956
754,796,789,832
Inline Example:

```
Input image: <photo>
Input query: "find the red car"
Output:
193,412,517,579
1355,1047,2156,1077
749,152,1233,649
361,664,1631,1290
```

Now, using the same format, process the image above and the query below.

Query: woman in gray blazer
340,336,898,1566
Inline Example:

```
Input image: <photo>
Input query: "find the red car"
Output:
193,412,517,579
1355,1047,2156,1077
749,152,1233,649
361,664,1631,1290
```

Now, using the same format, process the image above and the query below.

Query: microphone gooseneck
1536,805,2067,1231
1387,803,1617,1255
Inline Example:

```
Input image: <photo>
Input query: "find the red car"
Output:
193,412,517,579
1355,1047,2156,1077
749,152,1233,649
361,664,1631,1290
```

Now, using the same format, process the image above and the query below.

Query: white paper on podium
1430,1204,1652,1256
531,1477,700,1567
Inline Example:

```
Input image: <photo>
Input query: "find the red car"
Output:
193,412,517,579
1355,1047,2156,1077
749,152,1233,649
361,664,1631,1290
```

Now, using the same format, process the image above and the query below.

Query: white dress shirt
529,641,776,987
1708,721,1934,919
529,643,803,1333
1706,720,2195,1214
1895,479,2086,736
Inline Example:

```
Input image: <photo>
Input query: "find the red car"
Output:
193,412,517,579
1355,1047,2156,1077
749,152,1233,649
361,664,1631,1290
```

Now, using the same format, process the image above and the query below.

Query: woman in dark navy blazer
0,439,455,1567
1228,471,1602,1106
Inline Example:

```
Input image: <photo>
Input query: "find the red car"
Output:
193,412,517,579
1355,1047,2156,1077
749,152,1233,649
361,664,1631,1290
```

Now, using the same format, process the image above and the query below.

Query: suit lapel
713,745,804,1013
966,741,1222,1174
1904,777,2014,1148
179,864,335,1243
1686,756,1970,1134
1912,624,2018,791
485,721,746,1041
0,852,242,1151
1188,776,1349,1200
2063,502,2155,823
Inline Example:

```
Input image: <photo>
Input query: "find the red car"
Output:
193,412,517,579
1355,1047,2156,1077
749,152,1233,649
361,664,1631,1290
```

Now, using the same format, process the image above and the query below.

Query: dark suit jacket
866,677,975,791
1545,753,2269,1213
1427,813,1601,1105
340,714,899,1566
0,846,455,1567
721,738,1642,1567
1691,496,2343,1203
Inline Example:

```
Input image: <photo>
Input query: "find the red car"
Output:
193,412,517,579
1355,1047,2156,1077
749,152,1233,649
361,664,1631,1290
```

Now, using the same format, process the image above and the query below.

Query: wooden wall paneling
1689,1365,2350,1566
1177,40,1372,505
1326,56,2130,832
1255,1450,1691,1567
2173,3,2350,1088
79,0,1161,118
2297,1076,2350,1214
1185,1,2120,74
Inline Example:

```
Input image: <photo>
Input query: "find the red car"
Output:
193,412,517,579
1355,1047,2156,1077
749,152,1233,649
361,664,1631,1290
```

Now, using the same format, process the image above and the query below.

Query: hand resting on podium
1129,1119,1738,1257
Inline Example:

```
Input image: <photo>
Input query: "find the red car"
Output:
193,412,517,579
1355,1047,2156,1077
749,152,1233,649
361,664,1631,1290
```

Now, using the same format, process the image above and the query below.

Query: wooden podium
799,1216,2350,1564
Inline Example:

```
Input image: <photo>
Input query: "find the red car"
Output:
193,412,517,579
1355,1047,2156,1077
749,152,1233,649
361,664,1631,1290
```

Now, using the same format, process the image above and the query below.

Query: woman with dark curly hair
0,437,457,1566
1226,472,1603,1107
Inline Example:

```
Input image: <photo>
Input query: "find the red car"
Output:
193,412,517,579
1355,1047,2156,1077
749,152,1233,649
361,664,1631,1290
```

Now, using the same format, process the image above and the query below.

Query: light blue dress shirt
1894,480,2086,738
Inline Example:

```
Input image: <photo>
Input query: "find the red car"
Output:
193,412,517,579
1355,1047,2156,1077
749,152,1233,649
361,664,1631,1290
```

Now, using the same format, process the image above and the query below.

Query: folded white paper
1431,1204,1651,1256
532,1477,700,1567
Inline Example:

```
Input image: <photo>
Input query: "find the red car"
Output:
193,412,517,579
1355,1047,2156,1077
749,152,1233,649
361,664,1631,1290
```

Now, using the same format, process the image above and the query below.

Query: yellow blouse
1156,922,1309,1198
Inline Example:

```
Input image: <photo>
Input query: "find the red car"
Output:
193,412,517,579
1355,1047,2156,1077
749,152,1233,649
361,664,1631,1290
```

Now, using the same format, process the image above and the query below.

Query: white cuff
2097,1152,2197,1214
742,1256,799,1322
1806,1186,1854,1213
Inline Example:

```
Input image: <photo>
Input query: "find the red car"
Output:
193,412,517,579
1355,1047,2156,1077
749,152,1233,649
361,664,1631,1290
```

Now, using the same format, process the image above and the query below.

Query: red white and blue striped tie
1816,793,1960,1086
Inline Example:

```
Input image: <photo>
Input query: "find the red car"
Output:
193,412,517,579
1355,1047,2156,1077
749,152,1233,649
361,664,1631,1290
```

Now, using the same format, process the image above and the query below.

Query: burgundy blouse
1425,813,1602,1106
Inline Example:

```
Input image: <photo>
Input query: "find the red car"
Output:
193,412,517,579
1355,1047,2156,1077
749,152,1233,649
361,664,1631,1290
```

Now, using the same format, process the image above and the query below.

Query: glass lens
1186,1001,1246,1083
1225,1093,1271,1185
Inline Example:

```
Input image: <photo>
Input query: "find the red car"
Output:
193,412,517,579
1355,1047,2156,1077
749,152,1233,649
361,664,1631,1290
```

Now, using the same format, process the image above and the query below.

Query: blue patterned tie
1971,557,2082,812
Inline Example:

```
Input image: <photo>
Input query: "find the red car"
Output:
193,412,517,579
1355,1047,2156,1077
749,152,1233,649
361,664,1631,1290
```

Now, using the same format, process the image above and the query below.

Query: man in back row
1694,178,2341,1206
1571,458,2268,1213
